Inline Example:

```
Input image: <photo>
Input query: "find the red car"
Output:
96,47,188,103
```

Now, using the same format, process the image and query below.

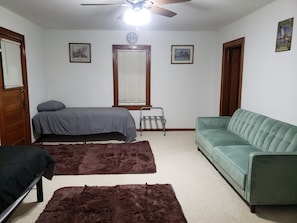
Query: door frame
0,27,31,145
219,37,245,116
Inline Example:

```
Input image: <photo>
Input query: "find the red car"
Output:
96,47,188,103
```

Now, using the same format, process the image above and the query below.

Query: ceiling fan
81,0,191,18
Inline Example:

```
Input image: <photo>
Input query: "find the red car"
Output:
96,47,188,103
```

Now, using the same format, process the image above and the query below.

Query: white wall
217,0,297,125
0,6,48,140
44,30,218,128
1,0,296,134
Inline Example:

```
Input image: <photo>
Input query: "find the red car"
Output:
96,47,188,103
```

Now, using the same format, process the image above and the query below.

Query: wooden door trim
220,37,245,116
0,27,31,145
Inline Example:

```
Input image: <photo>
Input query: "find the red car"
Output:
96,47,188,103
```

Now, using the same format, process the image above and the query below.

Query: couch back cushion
227,109,266,144
252,118,297,152
227,109,297,152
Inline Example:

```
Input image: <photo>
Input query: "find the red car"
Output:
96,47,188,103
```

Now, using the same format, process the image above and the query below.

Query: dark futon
0,145,55,222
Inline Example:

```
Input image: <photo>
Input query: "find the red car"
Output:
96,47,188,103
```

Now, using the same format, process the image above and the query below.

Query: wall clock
126,32,138,44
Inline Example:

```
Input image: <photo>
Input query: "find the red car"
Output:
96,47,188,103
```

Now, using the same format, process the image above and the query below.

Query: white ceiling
0,0,276,31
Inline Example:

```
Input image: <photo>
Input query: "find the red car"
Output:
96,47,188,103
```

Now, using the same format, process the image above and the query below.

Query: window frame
112,44,151,110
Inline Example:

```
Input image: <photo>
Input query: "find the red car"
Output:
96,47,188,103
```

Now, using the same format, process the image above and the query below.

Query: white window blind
0,38,23,89
118,49,146,105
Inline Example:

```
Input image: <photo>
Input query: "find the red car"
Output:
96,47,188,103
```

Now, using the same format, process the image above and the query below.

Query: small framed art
69,43,91,63
171,45,194,64
275,17,294,52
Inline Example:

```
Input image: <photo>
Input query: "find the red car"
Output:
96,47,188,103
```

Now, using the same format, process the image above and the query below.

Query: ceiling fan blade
150,5,176,17
81,3,125,6
153,0,191,5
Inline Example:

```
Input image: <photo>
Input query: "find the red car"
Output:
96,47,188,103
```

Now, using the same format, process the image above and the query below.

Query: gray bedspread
32,107,136,142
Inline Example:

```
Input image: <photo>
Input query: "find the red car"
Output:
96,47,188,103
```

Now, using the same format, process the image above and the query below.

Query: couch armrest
196,116,231,130
245,152,297,205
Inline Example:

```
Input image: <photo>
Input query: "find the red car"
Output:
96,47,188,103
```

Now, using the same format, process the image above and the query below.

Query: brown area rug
40,141,156,175
36,184,187,223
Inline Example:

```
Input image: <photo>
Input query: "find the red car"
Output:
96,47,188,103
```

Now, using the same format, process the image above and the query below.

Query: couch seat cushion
196,129,250,156
213,145,259,190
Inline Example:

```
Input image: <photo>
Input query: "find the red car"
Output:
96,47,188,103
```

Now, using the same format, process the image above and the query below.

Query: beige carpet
8,131,297,223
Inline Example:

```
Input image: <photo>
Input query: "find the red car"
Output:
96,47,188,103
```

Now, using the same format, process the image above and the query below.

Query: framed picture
275,17,294,52
69,43,91,63
171,45,194,64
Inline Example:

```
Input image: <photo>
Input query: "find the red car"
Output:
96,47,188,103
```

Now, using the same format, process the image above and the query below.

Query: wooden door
220,38,244,116
0,27,31,145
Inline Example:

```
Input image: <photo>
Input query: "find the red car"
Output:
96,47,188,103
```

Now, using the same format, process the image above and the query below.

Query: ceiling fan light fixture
123,8,151,26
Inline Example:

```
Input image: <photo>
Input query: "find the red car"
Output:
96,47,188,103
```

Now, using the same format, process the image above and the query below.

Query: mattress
32,107,137,142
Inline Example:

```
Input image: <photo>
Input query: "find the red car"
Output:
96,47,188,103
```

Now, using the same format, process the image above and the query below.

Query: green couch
195,109,297,212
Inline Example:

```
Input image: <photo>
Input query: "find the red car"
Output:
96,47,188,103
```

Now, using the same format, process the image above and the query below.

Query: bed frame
0,173,44,223
0,146,55,223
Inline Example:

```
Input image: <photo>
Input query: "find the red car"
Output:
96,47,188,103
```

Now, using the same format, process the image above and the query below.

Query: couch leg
36,177,43,202
250,205,256,213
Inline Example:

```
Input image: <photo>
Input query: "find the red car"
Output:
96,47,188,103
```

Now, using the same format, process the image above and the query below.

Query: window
112,45,151,110
0,38,23,89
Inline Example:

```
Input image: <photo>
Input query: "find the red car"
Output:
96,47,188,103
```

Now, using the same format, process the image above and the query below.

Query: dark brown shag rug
36,184,187,223
40,141,156,175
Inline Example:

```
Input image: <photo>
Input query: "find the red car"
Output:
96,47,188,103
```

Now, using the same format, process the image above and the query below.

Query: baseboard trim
137,128,195,131
31,129,195,143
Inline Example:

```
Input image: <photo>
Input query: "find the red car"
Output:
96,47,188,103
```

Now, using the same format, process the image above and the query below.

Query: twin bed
32,100,137,143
